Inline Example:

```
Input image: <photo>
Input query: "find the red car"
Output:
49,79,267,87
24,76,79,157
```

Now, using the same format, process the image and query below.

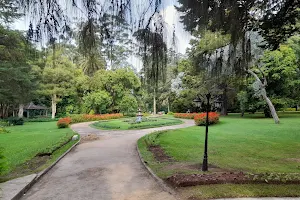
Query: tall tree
90,68,141,113
135,28,168,114
40,48,76,119
0,26,38,118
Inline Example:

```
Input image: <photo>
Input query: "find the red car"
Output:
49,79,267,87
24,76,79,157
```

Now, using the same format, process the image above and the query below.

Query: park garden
1,0,300,199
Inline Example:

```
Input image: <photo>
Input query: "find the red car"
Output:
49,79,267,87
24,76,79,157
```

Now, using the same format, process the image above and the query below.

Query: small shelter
24,102,49,118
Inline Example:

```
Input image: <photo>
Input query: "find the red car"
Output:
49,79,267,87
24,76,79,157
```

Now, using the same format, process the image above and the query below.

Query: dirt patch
166,172,249,187
81,133,100,143
0,155,50,182
149,145,173,162
166,172,300,187
163,162,231,173
286,158,300,162
76,167,106,180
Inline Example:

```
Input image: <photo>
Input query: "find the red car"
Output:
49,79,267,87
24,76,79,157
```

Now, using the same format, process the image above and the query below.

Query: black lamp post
193,93,222,172
202,93,211,171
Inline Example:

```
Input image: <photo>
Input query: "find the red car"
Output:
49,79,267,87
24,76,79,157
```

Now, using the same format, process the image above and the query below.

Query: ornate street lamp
193,94,222,172
193,98,202,112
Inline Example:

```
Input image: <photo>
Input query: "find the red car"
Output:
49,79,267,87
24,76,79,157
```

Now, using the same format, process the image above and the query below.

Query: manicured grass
0,122,75,180
146,114,300,173
91,117,183,130
138,113,300,199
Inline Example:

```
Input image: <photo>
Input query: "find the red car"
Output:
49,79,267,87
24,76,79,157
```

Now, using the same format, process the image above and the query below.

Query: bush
124,113,136,117
0,121,10,127
67,113,124,124
24,118,58,122
284,108,297,111
7,117,24,126
142,112,151,117
167,112,174,115
57,117,72,128
83,113,123,121
174,113,198,119
194,112,220,126
0,127,10,134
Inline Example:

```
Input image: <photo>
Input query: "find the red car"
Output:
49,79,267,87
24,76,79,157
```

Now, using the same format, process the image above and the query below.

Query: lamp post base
202,156,208,171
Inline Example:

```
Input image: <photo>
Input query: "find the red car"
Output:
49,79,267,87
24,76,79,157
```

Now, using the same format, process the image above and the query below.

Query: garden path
21,119,195,200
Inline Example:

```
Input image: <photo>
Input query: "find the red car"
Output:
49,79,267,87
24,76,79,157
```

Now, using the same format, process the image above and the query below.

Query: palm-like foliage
79,53,106,77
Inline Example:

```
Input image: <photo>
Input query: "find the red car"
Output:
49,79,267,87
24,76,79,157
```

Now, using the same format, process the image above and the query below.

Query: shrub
0,127,10,134
142,112,151,117
174,113,198,119
284,108,296,111
24,118,58,122
83,113,123,121
167,112,174,115
0,121,10,127
57,117,72,128
124,113,136,117
194,112,220,126
68,113,124,124
7,117,24,126
69,114,86,123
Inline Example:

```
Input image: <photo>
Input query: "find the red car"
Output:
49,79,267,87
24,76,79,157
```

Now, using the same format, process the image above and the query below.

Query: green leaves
83,91,112,114
39,48,78,99
119,94,138,115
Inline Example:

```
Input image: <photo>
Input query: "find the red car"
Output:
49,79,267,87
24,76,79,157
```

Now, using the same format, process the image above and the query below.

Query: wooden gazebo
24,102,49,118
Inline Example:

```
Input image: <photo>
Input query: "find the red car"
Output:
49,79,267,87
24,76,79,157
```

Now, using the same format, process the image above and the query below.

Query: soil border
136,143,178,198
11,137,81,200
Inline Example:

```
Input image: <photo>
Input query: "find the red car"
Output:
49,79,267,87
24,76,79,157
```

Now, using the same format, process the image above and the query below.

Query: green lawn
0,122,76,181
138,113,300,199
91,117,183,130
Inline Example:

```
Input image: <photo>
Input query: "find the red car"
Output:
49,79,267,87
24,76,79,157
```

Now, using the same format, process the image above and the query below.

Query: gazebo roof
24,102,48,110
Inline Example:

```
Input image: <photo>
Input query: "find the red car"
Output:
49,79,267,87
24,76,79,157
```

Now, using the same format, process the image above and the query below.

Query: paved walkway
21,119,195,200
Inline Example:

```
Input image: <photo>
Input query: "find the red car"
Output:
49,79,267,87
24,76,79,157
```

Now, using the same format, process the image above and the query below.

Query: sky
12,1,191,70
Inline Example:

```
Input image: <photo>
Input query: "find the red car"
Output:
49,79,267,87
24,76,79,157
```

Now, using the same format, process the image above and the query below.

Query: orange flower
194,112,220,126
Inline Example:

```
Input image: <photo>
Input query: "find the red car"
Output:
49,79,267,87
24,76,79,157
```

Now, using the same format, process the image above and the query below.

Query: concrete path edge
136,140,177,198
12,137,81,200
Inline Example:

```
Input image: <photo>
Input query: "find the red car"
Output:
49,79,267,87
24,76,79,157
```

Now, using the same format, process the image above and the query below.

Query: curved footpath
21,119,195,200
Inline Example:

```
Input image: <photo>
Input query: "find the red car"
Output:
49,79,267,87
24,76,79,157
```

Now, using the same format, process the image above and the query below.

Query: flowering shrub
68,113,123,124
57,117,72,128
174,113,198,119
83,113,123,121
194,112,220,126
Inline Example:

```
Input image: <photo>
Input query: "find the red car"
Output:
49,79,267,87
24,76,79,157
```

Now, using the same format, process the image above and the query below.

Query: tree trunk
247,69,280,124
263,95,280,124
51,94,57,119
221,89,228,116
18,104,24,118
167,98,170,113
153,88,157,115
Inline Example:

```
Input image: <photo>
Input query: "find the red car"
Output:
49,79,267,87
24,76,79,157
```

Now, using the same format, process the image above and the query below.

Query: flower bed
174,112,219,126
83,113,123,121
194,112,219,126
174,113,198,119
59,113,124,126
